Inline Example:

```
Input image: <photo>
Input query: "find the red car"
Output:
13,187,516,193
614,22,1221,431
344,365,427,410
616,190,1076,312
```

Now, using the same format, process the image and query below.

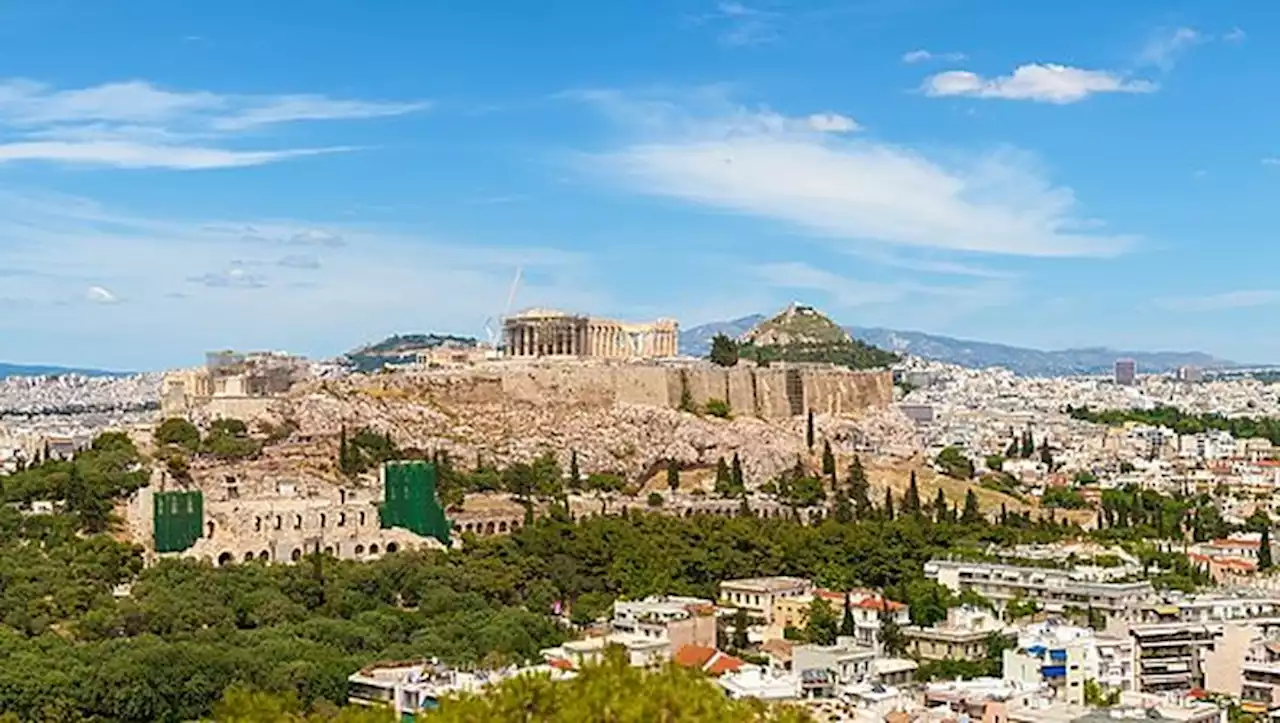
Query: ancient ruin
502,308,679,359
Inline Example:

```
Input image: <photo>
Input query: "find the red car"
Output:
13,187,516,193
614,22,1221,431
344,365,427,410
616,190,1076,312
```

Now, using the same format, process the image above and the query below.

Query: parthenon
502,308,679,359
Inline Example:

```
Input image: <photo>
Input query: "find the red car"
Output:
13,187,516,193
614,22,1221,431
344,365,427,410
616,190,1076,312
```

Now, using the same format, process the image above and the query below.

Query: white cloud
0,141,342,170
1156,290,1280,312
278,254,321,270
923,64,1157,104
902,49,966,64
0,78,426,169
84,285,119,304
806,112,860,133
1224,27,1246,43
572,89,1135,257
1263,158,1280,167
1137,26,1203,70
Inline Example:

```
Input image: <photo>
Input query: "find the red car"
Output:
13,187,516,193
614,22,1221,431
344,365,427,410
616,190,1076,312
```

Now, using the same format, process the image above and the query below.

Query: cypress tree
904,471,921,517
715,457,732,496
806,410,815,451
666,458,680,493
569,450,581,491
1020,430,1034,458
1000,502,1008,526
821,440,836,481
961,489,982,524
933,488,948,524
839,593,856,637
1262,527,1274,572
883,488,895,521
731,452,745,492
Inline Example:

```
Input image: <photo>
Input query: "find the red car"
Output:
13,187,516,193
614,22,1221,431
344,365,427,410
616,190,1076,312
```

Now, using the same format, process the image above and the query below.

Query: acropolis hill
160,305,903,495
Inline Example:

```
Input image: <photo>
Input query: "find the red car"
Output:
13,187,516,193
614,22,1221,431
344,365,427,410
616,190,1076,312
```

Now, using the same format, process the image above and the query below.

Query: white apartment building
925,559,1153,624
1002,622,1135,704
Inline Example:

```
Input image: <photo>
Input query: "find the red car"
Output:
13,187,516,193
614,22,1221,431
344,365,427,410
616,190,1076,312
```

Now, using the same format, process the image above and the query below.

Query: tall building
1115,358,1137,386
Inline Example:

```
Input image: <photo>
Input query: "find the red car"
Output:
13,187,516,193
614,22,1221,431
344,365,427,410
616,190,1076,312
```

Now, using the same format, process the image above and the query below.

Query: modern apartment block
1129,623,1222,694
1115,358,1137,386
924,560,1153,625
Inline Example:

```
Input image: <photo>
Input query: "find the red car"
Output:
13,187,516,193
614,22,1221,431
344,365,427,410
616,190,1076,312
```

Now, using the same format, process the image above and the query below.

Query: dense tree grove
0,429,1244,721
1069,404,1280,446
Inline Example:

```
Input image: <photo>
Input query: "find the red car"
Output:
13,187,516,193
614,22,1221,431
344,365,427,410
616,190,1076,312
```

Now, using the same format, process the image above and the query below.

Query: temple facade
502,308,679,359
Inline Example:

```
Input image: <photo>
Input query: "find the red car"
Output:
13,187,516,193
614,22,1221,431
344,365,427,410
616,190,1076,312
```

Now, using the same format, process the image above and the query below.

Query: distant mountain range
0,363,124,379
679,315,1237,376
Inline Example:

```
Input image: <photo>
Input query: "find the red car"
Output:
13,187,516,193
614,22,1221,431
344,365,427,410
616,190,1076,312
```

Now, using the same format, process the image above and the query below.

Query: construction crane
483,266,522,356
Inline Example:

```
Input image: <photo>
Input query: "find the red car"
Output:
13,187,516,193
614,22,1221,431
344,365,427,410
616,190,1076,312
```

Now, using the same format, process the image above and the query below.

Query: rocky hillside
203,372,919,491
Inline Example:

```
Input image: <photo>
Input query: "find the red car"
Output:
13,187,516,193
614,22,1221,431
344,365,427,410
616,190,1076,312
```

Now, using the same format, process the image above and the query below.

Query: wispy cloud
1224,27,1246,43
1156,290,1280,312
0,78,427,169
84,285,119,304
691,2,781,48
1136,27,1204,70
902,49,966,64
569,87,1136,258
923,64,1156,104
805,112,860,133
0,190,604,367
1263,158,1280,167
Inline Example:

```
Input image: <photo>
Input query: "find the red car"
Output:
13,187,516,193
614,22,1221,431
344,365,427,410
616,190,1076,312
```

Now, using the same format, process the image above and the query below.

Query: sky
0,0,1275,371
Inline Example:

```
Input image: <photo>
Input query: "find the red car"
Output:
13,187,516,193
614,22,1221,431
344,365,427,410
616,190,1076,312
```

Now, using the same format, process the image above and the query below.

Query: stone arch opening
217,551,233,567
498,521,509,533
275,515,283,530
259,550,270,561
338,512,346,527
243,551,255,562
485,521,496,535
320,513,327,528
293,514,302,530
255,517,262,532
354,544,365,555
340,489,347,504
323,546,334,555
290,548,302,562
359,511,366,526
206,520,216,537
369,544,380,554
386,542,398,553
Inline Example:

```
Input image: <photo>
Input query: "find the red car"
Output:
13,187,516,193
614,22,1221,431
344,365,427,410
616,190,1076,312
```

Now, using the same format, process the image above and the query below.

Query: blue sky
0,0,1275,370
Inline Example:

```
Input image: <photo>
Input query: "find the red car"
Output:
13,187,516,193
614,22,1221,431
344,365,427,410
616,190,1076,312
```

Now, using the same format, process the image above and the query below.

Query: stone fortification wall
407,363,891,420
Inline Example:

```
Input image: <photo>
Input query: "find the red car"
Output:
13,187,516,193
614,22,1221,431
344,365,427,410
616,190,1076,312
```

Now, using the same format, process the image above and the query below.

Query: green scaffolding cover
379,461,451,546
153,490,203,553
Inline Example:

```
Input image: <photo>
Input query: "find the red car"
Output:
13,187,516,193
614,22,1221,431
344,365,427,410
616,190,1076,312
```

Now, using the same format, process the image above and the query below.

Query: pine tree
569,450,582,491
666,458,680,493
1000,502,1009,526
1005,438,1019,458
1262,527,1274,572
839,594,856,637
834,488,854,524
904,471,922,518
883,488,895,521
806,410,815,451
1096,509,1105,530
933,488,948,524
961,489,982,524
1020,430,1034,458
731,452,745,492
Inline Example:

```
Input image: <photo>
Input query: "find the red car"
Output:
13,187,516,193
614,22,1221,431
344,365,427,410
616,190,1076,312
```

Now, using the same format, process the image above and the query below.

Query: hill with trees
712,304,899,370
